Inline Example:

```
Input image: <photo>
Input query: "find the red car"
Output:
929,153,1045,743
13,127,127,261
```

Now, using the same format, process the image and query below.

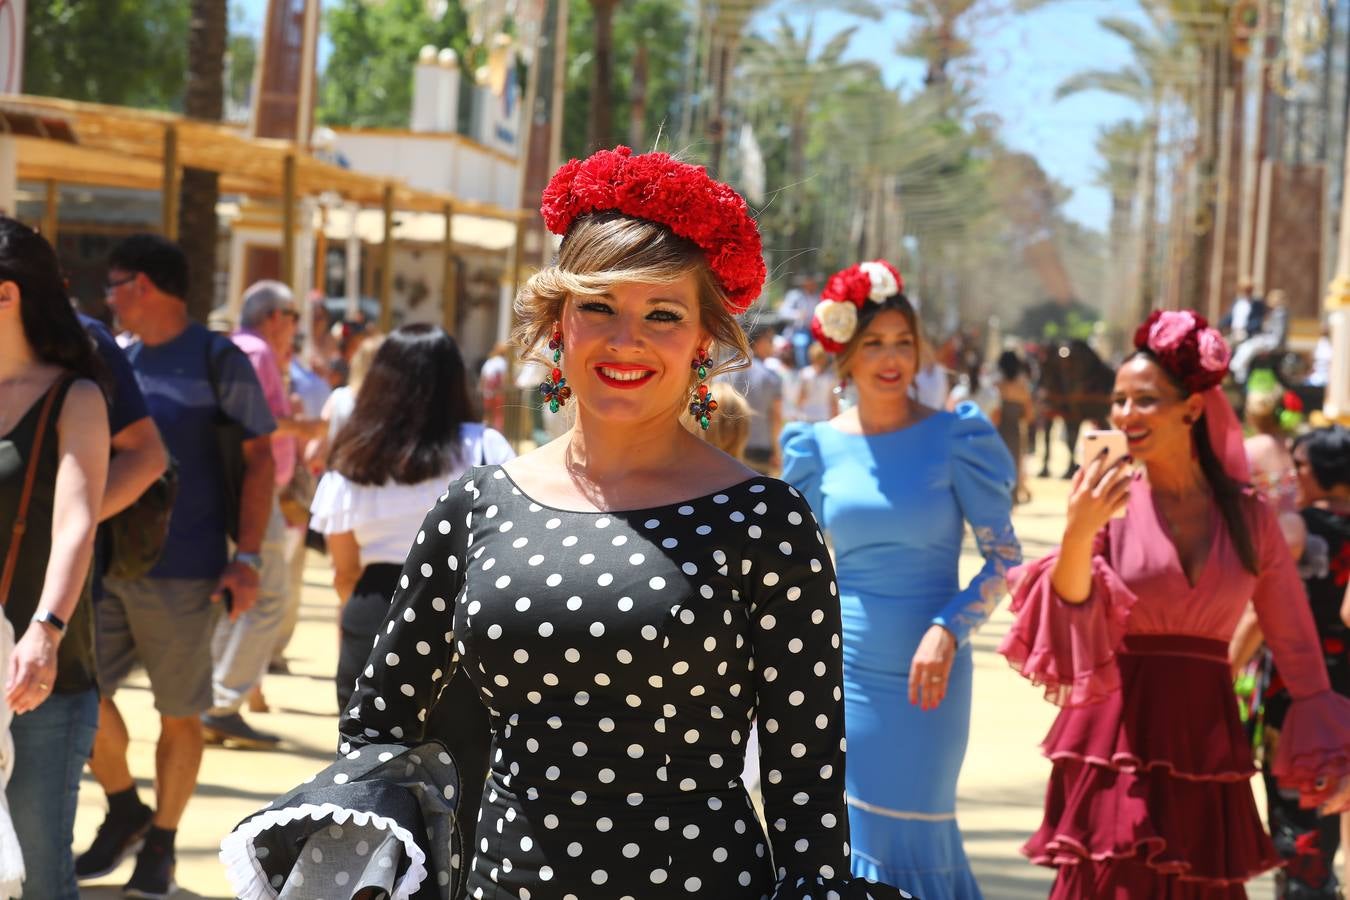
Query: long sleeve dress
223,466,916,900
780,405,1022,899
998,474,1350,898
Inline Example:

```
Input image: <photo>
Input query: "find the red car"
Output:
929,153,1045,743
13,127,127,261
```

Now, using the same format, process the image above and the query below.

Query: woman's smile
594,363,657,388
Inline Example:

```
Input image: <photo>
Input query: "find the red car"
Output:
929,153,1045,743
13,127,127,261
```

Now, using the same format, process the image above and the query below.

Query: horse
1032,339,1116,479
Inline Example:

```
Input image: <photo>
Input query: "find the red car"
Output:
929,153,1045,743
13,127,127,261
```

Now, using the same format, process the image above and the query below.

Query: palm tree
587,0,621,151
741,16,871,241
1094,120,1148,327
179,0,227,322
1055,16,1185,319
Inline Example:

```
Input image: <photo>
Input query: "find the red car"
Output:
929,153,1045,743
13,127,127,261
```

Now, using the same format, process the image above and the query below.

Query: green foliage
562,0,692,158
23,0,190,108
227,27,258,115
319,0,472,128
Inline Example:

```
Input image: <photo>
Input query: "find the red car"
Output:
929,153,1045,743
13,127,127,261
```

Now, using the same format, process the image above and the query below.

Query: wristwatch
31,610,67,636
233,552,264,573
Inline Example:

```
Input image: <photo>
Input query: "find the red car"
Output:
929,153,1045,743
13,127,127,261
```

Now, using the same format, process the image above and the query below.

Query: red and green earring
539,329,571,413
688,348,717,430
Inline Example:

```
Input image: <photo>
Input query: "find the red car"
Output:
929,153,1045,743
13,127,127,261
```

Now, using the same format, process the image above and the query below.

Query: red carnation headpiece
810,260,905,353
1132,309,1230,394
540,146,766,314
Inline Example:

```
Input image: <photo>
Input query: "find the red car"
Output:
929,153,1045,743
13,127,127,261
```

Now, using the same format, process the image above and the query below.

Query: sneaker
200,712,281,750
75,804,154,880
123,841,176,899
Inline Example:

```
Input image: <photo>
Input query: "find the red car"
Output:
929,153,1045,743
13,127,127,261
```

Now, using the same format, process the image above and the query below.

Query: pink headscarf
1134,310,1248,483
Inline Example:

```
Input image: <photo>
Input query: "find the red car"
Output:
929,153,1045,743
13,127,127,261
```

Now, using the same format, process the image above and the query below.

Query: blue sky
235,0,1146,232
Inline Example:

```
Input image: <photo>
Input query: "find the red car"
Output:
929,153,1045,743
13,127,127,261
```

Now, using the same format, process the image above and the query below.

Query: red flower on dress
540,146,766,314
1283,390,1304,413
1133,309,1229,394
1330,542,1350,587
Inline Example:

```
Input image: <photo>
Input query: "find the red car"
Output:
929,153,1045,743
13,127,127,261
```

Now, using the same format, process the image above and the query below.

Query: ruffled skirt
1028,635,1281,898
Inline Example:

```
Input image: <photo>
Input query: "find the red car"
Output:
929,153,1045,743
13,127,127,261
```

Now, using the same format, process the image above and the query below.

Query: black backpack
205,334,247,544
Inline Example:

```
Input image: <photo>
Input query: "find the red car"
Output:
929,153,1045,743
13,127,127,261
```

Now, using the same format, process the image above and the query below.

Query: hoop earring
540,329,571,413
689,347,716,430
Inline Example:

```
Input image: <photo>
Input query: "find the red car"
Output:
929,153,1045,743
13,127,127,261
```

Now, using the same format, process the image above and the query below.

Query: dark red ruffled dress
999,481,1350,899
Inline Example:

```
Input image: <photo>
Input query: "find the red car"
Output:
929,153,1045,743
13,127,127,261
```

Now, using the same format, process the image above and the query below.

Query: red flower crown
1133,309,1230,394
810,260,905,353
540,146,766,314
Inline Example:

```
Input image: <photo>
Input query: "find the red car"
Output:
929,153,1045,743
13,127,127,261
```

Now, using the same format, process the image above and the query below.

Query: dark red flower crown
539,146,766,314
1132,309,1230,394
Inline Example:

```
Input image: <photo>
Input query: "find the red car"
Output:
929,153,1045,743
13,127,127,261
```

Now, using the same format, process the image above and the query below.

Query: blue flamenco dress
780,404,1022,900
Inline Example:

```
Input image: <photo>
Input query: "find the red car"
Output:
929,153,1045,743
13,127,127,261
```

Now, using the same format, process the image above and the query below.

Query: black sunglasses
105,274,137,293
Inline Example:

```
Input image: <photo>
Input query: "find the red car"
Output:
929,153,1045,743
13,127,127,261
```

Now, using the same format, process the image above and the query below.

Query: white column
1327,305,1349,422
345,203,361,321
0,136,16,217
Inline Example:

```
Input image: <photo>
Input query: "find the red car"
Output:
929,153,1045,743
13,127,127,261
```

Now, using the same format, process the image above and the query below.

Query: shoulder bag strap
0,375,73,608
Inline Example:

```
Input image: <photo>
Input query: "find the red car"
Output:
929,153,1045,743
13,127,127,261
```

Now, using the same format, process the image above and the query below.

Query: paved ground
74,457,1283,899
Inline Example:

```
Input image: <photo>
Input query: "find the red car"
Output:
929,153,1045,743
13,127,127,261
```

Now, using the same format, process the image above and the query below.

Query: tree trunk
1135,121,1159,321
179,0,227,323
588,0,619,152
707,35,735,176
629,44,648,149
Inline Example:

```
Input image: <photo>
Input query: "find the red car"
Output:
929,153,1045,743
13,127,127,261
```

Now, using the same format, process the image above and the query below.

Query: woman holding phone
999,310,1350,897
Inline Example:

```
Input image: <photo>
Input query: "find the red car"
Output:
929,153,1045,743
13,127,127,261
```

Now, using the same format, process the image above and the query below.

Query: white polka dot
546,573,562,587
644,518,660,529
651,869,668,884
385,652,400,666
515,597,531,611
539,865,553,881
590,622,605,637
538,622,554,637
494,575,511,589
685,877,701,891
763,571,779,586
598,573,614,587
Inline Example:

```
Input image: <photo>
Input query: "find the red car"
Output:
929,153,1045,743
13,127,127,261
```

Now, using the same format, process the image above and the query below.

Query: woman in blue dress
781,259,1022,899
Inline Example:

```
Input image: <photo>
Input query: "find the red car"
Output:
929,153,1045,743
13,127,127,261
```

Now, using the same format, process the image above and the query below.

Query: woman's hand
1063,450,1132,546
908,625,956,711
6,623,60,714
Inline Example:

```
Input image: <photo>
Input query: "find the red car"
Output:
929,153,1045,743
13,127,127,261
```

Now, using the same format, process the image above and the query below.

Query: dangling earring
539,329,571,413
689,347,717,430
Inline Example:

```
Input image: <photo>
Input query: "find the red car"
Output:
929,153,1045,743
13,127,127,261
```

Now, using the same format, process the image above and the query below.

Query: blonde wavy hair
513,213,751,410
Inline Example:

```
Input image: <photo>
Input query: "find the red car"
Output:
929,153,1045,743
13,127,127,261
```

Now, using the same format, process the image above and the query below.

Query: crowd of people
0,143,1348,900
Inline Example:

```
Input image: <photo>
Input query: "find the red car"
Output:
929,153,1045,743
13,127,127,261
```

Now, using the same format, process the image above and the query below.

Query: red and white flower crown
810,260,905,353
540,146,766,315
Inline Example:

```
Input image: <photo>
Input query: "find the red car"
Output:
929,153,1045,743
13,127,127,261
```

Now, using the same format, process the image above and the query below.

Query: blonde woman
227,148,914,900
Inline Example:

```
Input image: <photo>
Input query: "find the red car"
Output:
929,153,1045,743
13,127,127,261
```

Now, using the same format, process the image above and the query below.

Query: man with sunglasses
80,235,278,898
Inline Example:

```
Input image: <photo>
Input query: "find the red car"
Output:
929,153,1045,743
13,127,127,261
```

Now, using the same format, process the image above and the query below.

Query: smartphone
1077,429,1131,518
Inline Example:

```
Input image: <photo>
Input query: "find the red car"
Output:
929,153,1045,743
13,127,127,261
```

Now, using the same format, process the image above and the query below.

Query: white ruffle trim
219,801,429,900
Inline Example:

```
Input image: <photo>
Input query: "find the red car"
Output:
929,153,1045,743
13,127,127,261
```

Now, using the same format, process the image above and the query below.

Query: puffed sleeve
1248,498,1350,810
779,422,824,515
308,470,357,535
997,524,1139,707
932,404,1022,644
745,481,915,900
339,473,474,752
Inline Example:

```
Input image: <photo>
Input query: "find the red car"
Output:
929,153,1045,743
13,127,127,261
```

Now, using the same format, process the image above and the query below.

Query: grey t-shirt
726,359,782,453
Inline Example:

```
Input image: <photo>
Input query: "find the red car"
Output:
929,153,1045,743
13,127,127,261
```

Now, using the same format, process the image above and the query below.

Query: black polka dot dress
338,467,915,900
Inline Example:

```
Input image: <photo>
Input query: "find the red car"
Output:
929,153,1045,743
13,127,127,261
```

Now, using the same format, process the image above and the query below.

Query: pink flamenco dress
998,477,1350,898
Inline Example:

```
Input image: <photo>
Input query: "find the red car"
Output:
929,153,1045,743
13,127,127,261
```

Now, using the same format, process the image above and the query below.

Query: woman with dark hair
999,310,1350,897
226,150,915,900
781,260,1021,898
0,216,110,896
308,323,514,711
1236,425,1350,898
